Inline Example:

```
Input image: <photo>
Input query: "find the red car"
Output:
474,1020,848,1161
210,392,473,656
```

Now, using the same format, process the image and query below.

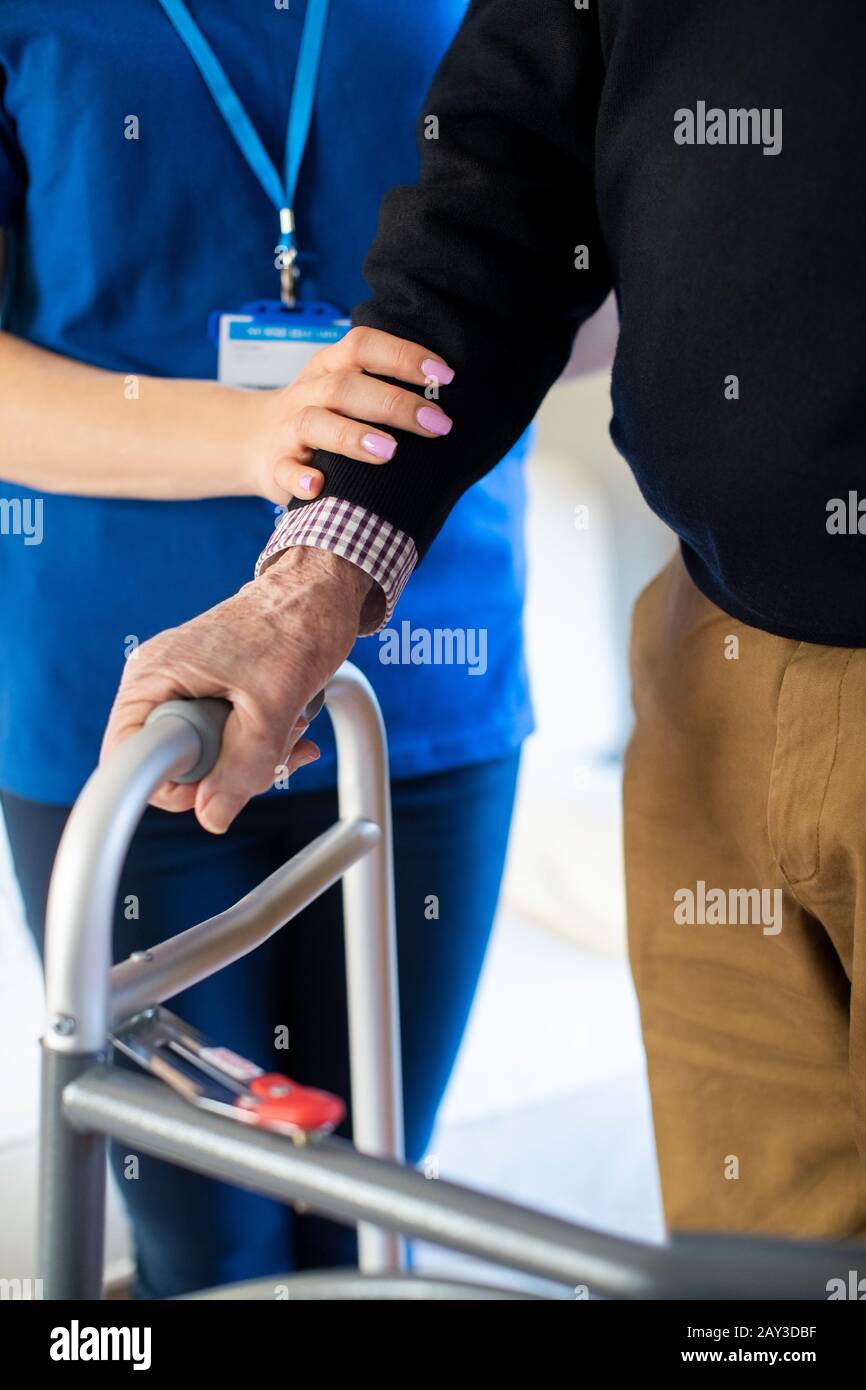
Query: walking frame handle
144,690,326,783
40,665,404,1278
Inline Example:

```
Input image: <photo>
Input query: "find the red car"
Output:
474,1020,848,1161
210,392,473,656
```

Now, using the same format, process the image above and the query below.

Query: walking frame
37,664,857,1300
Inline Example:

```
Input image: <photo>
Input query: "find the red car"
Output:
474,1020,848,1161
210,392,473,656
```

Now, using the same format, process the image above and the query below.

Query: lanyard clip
277,207,298,308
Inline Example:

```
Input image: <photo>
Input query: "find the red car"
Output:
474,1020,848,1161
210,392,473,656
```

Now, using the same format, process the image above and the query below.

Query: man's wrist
260,544,382,631
255,497,416,632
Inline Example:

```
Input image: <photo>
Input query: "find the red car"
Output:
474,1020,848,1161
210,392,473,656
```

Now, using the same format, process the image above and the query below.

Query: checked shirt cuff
255,496,417,634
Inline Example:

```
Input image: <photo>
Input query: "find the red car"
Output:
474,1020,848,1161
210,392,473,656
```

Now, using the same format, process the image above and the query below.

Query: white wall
503,369,675,954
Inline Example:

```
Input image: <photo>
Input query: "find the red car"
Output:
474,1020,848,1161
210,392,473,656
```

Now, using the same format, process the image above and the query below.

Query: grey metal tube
41,675,404,1292
43,714,201,1056
326,666,404,1274
44,696,328,1056
63,1068,855,1300
182,1272,540,1300
38,1048,107,1301
110,817,380,1025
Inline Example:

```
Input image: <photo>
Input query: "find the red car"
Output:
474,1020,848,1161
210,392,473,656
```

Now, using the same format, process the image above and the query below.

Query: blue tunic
0,0,532,801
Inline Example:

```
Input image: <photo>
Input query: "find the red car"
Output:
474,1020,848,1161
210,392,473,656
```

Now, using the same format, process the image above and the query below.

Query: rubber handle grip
145,690,326,784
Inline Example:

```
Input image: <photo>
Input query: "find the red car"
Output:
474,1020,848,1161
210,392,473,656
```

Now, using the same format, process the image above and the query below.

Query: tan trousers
624,553,866,1240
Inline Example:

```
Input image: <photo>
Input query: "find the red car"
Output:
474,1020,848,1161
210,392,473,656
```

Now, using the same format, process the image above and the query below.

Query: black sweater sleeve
299,0,612,561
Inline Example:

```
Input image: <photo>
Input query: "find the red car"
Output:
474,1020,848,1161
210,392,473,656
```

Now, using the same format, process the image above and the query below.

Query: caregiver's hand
0,316,453,503
245,326,455,504
100,548,373,833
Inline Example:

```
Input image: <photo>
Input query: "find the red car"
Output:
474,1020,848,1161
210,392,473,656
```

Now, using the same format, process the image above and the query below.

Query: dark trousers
2,751,519,1297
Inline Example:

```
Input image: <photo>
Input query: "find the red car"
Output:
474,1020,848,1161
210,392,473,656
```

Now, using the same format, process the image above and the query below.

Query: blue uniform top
0,0,532,804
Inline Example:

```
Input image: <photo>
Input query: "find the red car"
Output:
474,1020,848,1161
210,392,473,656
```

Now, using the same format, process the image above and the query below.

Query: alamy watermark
827,1270,866,1299
0,1276,43,1299
674,880,783,935
675,102,782,157
826,492,866,534
0,497,43,545
50,1320,151,1370
378,621,487,676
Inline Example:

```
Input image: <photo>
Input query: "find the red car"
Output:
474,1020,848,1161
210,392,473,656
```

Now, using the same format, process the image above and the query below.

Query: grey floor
412,908,664,1294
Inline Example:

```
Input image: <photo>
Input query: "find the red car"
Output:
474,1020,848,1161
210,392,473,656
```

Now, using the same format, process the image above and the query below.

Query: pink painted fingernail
299,474,316,492
417,406,453,436
421,357,455,386
362,433,397,461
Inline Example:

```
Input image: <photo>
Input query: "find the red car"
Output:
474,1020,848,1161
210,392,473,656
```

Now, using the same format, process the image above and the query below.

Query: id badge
209,299,351,390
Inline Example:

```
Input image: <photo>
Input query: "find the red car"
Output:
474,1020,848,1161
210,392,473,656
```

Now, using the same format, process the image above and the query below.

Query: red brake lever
111,1008,346,1140
240,1073,346,1133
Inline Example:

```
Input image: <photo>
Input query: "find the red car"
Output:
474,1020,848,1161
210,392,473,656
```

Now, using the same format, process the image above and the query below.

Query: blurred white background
0,307,677,1294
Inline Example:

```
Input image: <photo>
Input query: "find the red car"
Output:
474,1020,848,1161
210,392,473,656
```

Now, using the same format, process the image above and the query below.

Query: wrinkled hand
101,548,374,833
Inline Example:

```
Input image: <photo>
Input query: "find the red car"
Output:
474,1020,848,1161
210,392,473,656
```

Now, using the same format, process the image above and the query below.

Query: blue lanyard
157,0,331,302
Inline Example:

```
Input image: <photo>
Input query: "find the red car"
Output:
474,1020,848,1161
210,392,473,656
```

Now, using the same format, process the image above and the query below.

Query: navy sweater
304,0,866,646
